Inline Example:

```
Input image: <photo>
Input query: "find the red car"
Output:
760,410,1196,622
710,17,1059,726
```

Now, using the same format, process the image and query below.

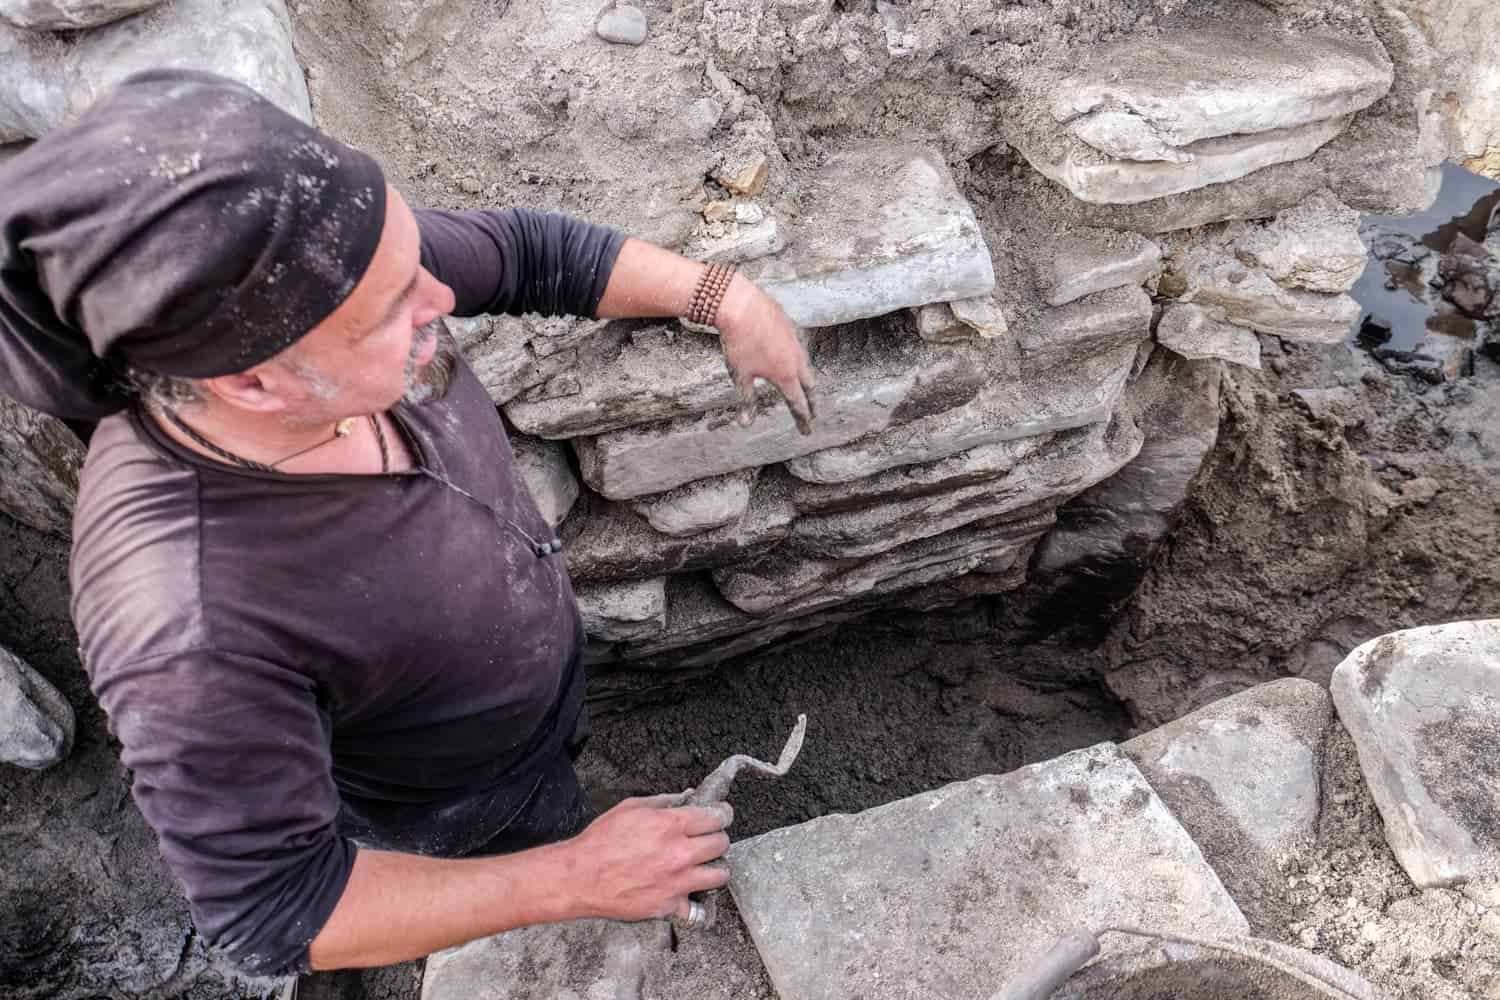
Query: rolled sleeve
97,649,355,977
414,207,626,319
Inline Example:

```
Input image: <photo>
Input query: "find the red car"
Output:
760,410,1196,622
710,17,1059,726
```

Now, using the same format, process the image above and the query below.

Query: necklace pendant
334,417,357,438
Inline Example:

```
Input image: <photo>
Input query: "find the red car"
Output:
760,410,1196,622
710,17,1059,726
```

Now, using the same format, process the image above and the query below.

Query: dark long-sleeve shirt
68,208,625,977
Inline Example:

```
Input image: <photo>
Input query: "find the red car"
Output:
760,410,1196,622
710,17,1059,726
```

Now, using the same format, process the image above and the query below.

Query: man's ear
199,367,289,414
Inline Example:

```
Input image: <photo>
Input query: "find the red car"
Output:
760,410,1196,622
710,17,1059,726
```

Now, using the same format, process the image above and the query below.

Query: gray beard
403,317,459,405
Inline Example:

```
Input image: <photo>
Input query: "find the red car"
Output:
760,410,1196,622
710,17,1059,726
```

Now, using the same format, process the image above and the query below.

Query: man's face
246,184,458,425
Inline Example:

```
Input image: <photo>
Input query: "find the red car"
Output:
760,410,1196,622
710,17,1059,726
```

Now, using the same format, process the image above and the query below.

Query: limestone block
0,394,84,537
1124,678,1332,927
1051,26,1393,151
1174,249,1361,345
790,433,1055,515
1017,285,1153,357
0,0,160,30
0,0,310,143
630,470,755,537
787,417,1139,561
1033,352,1222,584
713,511,1053,616
784,339,1138,486
0,644,73,770
1157,303,1262,370
573,334,984,500
506,325,733,440
948,296,1008,339
742,143,996,327
564,480,796,583
509,435,578,528
1230,191,1367,294
1330,621,1500,906
575,577,667,642
1042,231,1162,307
729,743,1247,1000
1016,117,1349,208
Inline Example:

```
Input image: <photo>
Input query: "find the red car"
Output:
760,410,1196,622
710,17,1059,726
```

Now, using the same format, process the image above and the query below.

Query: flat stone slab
1330,621,1500,906
1157,303,1262,370
1231,191,1366,294
510,435,579,528
1017,285,1153,357
631,470,755,537
1,643,74,770
729,743,1248,1000
574,577,667,642
1042,230,1162,307
0,395,84,537
1124,678,1332,927
742,143,996,327
1051,26,1393,151
0,0,309,143
1174,248,1361,345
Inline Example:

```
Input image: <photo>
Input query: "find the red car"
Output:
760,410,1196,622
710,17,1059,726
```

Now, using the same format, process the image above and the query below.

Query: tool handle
989,930,1101,1000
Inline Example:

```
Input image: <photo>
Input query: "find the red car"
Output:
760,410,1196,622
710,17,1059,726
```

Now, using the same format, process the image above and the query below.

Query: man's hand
716,275,816,434
561,794,734,922
594,239,818,435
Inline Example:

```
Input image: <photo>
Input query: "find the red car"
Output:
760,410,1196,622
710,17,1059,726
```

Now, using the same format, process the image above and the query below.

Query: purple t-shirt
69,208,624,976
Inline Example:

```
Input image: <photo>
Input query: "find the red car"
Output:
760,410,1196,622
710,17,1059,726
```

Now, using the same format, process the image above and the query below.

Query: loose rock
595,3,647,46
0,644,74,770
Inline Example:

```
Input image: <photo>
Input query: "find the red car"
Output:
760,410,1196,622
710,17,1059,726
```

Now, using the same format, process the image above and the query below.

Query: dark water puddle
1353,162,1500,355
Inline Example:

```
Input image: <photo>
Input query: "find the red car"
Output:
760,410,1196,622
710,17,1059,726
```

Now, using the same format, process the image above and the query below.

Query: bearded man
0,69,815,990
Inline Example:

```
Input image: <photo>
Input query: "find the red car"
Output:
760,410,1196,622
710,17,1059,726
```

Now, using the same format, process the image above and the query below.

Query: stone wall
0,0,1464,669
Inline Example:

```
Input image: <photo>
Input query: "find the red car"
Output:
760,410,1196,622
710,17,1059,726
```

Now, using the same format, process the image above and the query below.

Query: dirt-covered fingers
677,802,734,836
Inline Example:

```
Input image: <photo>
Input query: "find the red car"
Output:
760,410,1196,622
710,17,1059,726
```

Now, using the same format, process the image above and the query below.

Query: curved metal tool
672,713,808,931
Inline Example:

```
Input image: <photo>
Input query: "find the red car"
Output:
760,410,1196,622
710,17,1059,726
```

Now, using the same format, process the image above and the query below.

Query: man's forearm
307,843,581,969
594,237,715,320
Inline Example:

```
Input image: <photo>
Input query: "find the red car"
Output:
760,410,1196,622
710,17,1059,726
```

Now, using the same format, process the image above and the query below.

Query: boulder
741,143,996,328
729,743,1247,1000
0,395,84,537
0,644,74,770
1123,678,1333,928
0,0,160,30
1157,303,1263,370
574,577,667,642
1041,230,1162,307
0,0,310,143
630,470,755,537
1330,621,1500,906
509,435,578,528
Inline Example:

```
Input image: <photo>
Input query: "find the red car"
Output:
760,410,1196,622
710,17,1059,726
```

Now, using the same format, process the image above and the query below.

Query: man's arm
596,238,816,434
308,795,731,969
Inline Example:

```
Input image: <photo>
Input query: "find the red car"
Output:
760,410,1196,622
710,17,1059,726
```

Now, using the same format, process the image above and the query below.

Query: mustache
403,316,458,404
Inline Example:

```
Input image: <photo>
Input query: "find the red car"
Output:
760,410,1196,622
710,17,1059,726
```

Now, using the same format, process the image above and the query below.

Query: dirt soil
4,318,1500,999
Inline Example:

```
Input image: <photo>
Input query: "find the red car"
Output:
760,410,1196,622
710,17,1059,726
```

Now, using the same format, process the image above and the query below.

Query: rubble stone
0,644,74,770
0,0,310,143
742,144,996,327
1331,620,1500,906
575,577,667,642
913,302,970,343
0,395,84,537
1157,303,1263,370
630,471,755,537
595,3,646,45
1017,285,1153,357
948,296,1008,339
1232,191,1367,294
729,743,1248,1000
1043,231,1162,307
509,436,579,528
1172,248,1362,344
1124,678,1332,927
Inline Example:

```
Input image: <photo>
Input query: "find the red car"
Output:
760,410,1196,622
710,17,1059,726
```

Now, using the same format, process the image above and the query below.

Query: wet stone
1331,620,1500,907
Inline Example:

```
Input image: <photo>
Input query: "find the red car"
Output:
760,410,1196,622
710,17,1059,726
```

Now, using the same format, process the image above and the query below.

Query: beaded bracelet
687,262,737,327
